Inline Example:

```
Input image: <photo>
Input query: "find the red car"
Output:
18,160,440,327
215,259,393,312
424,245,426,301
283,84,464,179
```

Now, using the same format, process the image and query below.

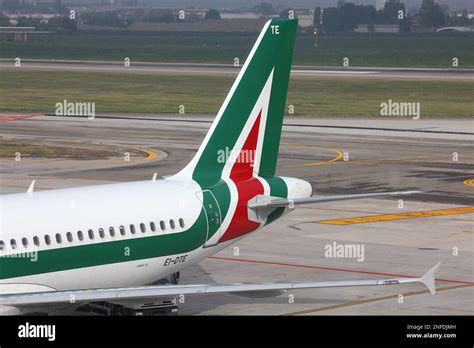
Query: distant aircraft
0,19,439,315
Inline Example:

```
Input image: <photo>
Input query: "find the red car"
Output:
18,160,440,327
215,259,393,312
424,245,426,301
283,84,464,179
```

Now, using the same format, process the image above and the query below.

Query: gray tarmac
0,114,472,315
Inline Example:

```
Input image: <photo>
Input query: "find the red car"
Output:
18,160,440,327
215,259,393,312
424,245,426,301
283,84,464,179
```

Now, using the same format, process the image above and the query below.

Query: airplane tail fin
176,19,298,186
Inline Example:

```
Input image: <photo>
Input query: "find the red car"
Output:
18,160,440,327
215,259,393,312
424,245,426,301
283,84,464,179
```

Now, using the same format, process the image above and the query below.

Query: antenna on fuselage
27,180,36,195
152,173,158,182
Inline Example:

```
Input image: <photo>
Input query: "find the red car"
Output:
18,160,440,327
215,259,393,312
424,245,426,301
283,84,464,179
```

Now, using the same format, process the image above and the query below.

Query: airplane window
140,223,146,233
119,225,126,236
160,221,166,231
66,232,73,242
109,227,115,237
170,219,175,229
98,228,105,238
130,224,136,234
150,222,156,232
77,231,84,241
88,229,94,240
44,235,51,245
22,237,28,247
179,218,185,228
10,239,17,249
0,240,5,251
56,233,62,244
33,236,40,247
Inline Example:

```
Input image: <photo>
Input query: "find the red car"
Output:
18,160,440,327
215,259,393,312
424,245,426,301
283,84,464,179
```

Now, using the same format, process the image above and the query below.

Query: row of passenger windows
0,218,185,251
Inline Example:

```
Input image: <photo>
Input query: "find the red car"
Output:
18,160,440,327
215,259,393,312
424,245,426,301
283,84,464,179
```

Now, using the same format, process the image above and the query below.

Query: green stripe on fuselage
201,180,231,240
0,209,208,280
265,176,288,225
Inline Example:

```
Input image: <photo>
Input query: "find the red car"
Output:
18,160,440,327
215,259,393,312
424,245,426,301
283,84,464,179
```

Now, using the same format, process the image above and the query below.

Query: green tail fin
177,19,298,186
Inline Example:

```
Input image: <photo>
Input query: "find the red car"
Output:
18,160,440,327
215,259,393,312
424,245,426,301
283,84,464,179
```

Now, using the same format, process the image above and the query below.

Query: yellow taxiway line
281,144,343,168
117,144,157,161
285,283,473,316
315,206,474,225
464,178,474,188
69,140,157,162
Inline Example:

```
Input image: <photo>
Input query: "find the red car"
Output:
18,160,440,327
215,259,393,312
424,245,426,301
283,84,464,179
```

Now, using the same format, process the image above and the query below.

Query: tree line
2,0,473,34
310,0,472,33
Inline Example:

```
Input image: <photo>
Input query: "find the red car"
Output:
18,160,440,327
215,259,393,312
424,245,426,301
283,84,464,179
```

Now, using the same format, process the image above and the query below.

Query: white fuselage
0,175,310,298
0,178,231,293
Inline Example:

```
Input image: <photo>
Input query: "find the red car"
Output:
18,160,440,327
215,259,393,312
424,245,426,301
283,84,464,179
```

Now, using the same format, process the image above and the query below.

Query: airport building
293,9,314,28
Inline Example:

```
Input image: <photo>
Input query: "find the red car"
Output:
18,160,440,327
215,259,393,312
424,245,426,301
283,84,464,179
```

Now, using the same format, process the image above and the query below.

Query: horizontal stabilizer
249,191,421,209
